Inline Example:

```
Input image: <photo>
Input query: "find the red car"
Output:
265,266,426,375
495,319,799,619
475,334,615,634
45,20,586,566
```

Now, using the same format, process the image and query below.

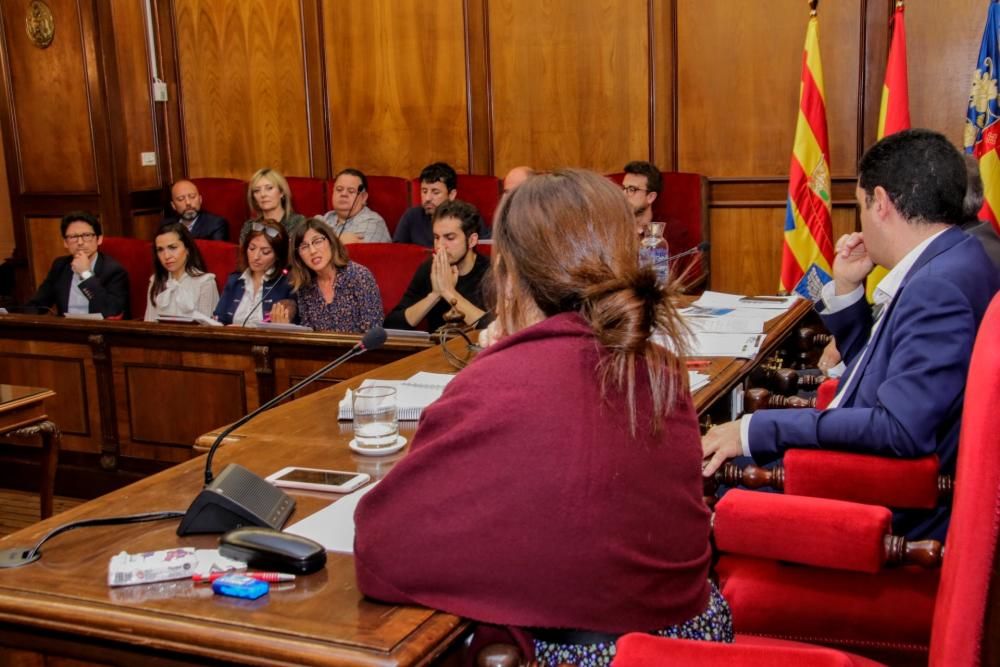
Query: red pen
192,571,296,583
686,360,712,368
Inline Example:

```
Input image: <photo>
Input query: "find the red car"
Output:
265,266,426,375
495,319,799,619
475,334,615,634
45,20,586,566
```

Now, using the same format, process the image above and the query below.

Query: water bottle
639,221,669,285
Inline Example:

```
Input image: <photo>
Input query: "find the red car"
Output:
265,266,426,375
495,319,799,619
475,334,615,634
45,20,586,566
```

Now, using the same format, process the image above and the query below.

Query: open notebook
338,371,454,421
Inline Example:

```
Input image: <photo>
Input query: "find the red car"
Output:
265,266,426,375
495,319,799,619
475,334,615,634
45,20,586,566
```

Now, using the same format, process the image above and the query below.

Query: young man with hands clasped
384,200,490,333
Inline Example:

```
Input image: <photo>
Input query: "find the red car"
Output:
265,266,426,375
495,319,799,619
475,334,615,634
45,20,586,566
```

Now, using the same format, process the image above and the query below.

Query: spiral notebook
338,371,454,421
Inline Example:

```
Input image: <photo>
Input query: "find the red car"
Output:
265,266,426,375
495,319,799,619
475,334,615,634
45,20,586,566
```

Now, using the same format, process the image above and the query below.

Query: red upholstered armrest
612,633,879,667
714,489,892,573
816,377,839,409
783,450,942,509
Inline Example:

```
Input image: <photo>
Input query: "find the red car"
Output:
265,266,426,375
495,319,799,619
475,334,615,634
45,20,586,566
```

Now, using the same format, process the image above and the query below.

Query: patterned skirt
532,583,733,667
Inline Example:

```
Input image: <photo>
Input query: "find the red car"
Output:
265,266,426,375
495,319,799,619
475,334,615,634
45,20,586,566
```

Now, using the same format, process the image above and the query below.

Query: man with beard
165,180,229,241
393,162,487,246
622,160,662,237
385,200,490,332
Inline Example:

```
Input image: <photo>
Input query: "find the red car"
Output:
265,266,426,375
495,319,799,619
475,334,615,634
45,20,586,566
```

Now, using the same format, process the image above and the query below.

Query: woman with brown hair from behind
354,169,732,666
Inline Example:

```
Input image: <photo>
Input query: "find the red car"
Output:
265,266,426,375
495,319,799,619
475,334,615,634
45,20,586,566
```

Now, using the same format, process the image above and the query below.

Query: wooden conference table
0,300,811,666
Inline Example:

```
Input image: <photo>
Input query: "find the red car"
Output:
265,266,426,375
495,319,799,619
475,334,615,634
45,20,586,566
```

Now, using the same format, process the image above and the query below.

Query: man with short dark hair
394,162,486,247
385,200,490,332
623,161,663,236
26,211,130,317
166,179,229,240
702,129,999,541
322,168,391,243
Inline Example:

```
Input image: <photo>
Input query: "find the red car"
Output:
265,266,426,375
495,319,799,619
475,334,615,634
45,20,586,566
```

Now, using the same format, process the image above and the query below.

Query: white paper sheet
284,482,379,553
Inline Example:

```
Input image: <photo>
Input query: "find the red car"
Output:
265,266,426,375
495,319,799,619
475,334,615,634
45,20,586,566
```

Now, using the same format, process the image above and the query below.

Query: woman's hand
478,320,505,348
270,300,293,323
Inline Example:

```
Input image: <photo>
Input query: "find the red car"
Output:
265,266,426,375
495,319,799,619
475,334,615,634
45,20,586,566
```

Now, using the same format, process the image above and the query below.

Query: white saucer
349,435,407,457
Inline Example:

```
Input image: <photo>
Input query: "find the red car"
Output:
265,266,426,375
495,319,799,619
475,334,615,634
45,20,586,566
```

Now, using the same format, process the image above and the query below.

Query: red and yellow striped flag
965,0,1000,235
868,1,910,299
780,10,834,299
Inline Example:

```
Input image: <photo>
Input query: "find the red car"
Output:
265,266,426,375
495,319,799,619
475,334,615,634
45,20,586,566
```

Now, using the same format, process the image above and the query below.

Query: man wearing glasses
26,211,129,318
322,168,391,243
167,179,229,241
622,161,662,237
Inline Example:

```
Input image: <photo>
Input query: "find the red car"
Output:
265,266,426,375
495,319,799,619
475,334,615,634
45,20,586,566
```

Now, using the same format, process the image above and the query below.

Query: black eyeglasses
65,232,97,242
621,185,648,196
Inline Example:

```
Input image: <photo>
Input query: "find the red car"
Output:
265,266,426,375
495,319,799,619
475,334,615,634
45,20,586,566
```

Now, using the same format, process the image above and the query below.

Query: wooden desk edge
0,590,468,667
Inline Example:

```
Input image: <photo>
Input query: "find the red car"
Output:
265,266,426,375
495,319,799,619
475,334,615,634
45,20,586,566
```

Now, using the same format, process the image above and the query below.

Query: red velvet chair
360,175,411,236
606,171,709,289
194,240,239,293
99,236,153,320
613,292,1000,667
411,174,502,230
346,243,431,316
189,177,249,242
285,176,328,219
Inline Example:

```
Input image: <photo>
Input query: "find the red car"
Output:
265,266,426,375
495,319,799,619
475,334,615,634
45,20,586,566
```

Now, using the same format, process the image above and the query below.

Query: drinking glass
352,386,399,449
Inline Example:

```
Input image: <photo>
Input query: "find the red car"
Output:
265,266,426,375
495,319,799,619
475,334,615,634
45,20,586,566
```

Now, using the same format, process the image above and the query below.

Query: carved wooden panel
109,0,159,191
26,216,66,289
676,0,861,178
322,0,469,177
116,347,256,462
709,206,855,295
651,0,676,169
131,210,163,241
4,0,98,193
906,0,985,149
273,357,387,400
172,0,311,178
488,0,649,175
0,340,100,456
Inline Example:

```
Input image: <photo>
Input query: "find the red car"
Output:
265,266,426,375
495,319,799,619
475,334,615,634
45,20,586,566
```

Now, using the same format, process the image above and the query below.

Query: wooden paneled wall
0,0,990,296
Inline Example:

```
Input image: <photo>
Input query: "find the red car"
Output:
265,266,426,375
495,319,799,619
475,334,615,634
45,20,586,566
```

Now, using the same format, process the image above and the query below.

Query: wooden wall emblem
26,1,55,49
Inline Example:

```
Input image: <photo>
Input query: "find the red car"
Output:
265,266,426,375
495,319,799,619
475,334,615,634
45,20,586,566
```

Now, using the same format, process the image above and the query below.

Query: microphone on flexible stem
667,241,710,262
240,268,290,327
177,325,389,535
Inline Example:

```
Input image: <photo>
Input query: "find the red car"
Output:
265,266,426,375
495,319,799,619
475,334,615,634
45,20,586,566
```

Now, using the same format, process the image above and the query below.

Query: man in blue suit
701,129,1000,540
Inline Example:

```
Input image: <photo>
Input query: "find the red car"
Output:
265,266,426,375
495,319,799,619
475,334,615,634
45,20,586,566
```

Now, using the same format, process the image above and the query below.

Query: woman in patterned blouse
271,218,383,332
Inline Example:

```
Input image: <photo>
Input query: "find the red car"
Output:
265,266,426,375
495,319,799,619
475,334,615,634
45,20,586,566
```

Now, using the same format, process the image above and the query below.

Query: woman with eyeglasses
246,167,306,234
354,170,732,666
144,222,219,322
270,218,383,332
213,220,293,326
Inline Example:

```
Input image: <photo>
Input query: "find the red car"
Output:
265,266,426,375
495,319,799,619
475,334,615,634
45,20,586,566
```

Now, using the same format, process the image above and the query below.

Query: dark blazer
165,211,230,241
213,270,293,325
26,252,130,318
747,226,999,540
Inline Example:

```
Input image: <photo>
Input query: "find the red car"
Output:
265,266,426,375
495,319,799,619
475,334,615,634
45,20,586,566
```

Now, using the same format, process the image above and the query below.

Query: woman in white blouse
144,222,219,322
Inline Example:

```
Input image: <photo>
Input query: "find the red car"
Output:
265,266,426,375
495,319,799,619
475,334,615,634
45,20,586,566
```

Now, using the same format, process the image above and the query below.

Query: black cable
0,510,185,568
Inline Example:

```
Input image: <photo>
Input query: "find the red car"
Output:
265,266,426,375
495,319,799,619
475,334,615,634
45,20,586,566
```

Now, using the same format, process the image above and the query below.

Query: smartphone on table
265,467,371,493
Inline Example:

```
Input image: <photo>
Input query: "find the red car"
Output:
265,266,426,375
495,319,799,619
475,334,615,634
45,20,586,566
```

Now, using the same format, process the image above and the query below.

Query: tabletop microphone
667,241,710,263
177,325,388,535
240,268,290,327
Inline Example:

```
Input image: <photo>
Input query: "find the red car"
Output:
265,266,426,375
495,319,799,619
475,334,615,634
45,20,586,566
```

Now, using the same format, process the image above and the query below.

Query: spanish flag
868,0,910,300
965,0,1000,235
780,10,834,300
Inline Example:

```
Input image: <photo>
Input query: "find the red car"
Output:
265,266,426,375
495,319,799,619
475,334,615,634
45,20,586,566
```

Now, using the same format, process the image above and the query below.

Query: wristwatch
80,270,94,281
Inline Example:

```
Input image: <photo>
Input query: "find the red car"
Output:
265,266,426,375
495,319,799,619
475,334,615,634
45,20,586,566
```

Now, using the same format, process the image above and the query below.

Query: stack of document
338,371,454,421
678,291,801,358
688,371,711,393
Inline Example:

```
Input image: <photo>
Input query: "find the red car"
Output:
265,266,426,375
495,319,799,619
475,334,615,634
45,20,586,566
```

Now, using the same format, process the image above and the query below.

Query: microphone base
176,464,296,536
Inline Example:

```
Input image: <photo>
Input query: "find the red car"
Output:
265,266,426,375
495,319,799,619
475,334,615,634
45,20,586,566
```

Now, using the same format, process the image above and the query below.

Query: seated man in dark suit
384,200,490,333
393,162,487,247
26,211,130,318
701,129,1000,541
166,179,229,241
